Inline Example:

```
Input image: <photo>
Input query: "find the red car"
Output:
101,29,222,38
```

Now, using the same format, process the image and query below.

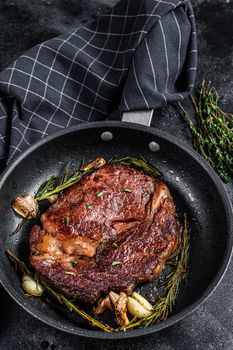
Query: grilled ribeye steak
30,163,180,303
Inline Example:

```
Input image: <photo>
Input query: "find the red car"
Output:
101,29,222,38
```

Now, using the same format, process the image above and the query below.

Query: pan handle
121,110,153,127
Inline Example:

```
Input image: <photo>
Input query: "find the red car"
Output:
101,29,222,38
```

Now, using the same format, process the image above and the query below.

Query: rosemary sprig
111,156,161,178
117,213,189,330
179,81,233,182
34,157,159,202
35,158,105,201
6,249,114,332
35,176,59,199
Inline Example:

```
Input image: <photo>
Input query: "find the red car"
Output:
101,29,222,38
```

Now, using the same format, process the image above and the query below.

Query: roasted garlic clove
93,295,113,315
22,274,44,296
94,290,153,324
12,193,38,219
131,292,153,311
115,292,129,326
127,296,152,318
109,291,119,305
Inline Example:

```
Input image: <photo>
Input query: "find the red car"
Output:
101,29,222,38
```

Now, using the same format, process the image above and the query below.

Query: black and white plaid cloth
0,0,197,164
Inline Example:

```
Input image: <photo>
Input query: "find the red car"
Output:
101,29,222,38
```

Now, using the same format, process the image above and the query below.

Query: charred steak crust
30,163,180,303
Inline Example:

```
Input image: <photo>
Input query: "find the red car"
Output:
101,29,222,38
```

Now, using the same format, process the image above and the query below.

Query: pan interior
0,123,230,336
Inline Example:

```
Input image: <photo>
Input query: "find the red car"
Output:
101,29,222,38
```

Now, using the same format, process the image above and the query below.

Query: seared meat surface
30,163,180,303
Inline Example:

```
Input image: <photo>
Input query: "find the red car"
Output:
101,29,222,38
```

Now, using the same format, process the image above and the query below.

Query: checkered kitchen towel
0,0,197,164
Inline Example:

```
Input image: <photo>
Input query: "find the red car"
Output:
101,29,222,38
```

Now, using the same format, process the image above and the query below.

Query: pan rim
0,120,232,339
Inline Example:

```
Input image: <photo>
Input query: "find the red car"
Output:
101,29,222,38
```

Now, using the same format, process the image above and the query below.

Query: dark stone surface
0,0,232,349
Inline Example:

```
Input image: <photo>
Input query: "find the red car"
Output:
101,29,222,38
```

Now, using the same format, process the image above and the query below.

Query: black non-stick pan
0,113,232,339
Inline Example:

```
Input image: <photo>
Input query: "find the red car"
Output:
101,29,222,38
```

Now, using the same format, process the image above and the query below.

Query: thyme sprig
111,156,161,178
179,81,233,182
6,214,189,332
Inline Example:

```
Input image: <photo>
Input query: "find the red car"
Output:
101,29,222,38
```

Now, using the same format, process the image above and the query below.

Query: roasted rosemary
179,81,233,182
111,156,161,178
6,214,189,332
35,158,105,201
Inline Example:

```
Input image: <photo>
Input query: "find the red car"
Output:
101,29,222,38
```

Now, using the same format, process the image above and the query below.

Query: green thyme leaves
70,260,78,267
112,242,119,249
65,217,71,226
142,191,149,198
122,188,132,193
64,271,76,276
111,261,122,267
96,191,104,198
179,81,233,182
99,240,107,247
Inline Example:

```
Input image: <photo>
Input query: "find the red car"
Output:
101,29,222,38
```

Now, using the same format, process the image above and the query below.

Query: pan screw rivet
101,131,113,141
149,141,160,152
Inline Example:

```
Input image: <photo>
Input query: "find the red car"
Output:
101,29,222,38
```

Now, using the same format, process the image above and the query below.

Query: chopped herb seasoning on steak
30,163,180,303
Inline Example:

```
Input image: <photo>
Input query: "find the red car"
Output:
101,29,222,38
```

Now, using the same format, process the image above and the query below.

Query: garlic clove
12,193,38,219
115,292,129,326
127,296,152,318
22,274,44,296
131,292,153,311
109,291,119,305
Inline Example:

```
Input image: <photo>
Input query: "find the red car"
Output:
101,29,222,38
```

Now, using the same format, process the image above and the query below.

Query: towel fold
0,0,197,163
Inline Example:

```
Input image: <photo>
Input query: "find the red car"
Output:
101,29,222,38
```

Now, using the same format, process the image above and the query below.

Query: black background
0,1,233,349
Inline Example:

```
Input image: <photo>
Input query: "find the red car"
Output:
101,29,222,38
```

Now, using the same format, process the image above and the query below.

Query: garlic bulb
22,274,44,296
12,193,38,219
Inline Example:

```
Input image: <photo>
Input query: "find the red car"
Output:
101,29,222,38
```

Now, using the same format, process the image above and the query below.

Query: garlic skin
12,193,38,219
109,291,119,305
108,291,129,326
93,295,113,315
22,274,44,296
115,292,129,326
131,292,153,311
127,296,152,318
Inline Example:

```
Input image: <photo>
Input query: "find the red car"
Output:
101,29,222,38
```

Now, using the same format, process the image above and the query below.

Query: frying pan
0,111,232,339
